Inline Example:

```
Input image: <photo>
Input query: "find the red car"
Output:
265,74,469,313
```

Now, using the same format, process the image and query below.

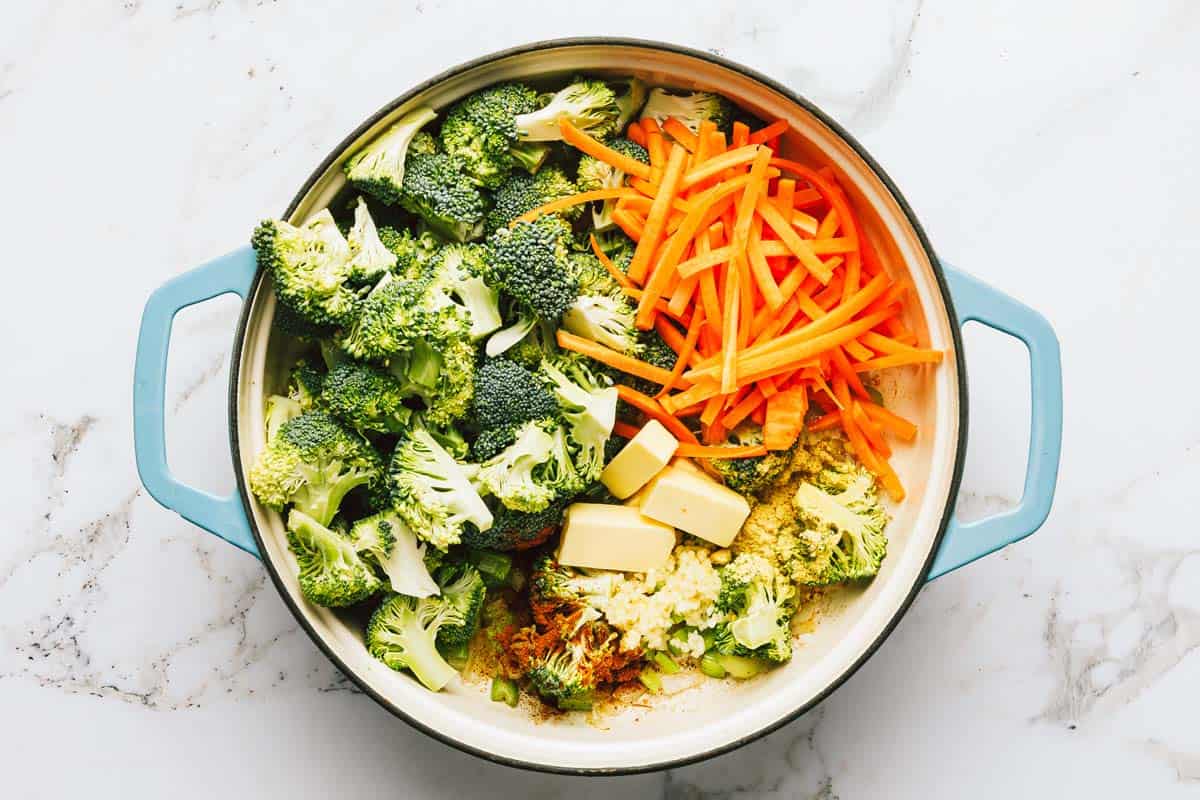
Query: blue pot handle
133,246,261,558
927,263,1063,579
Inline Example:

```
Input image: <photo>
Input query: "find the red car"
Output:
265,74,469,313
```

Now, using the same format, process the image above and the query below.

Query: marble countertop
4,1,1197,796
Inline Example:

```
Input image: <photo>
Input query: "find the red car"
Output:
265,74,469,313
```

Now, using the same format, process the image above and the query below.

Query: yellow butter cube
639,464,750,547
556,503,676,572
599,419,678,499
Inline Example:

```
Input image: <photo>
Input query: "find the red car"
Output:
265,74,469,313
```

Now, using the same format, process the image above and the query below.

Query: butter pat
600,420,678,499
639,464,750,547
557,503,676,572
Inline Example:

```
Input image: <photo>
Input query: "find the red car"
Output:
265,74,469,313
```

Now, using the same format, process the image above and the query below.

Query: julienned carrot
763,388,807,450
816,208,839,239
860,331,921,355
852,351,944,372
746,217,784,310
675,246,735,279
516,187,642,223
860,401,917,441
748,119,789,145
733,147,773,247
830,345,870,400
612,208,645,241
755,196,833,282
626,121,647,147
731,121,750,148
612,421,643,439
851,401,891,458
675,442,768,459
589,234,634,291
700,392,725,427
791,209,820,237
874,454,907,502
615,385,700,445
844,338,876,362
556,329,690,389
793,187,823,208
720,258,740,394
760,238,856,257
807,410,842,431
628,143,688,284
558,119,652,181
662,117,699,151
658,308,705,397
721,387,765,429
679,145,762,190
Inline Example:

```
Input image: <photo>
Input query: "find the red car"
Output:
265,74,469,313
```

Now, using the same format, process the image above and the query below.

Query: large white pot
133,38,1063,774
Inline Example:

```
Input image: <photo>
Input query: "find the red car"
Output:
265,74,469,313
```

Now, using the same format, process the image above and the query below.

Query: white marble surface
3,0,1197,796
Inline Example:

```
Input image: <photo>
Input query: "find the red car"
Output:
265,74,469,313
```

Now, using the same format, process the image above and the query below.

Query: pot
132,38,1063,774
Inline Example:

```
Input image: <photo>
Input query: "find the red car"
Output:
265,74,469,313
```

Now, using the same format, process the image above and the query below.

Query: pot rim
227,36,968,776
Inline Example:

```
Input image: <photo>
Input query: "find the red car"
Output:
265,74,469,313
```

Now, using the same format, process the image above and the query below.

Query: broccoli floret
589,228,637,268
345,197,399,284
530,554,620,609
432,561,486,648
399,152,488,243
388,333,477,427
485,166,581,234
461,498,567,551
273,302,336,343
344,106,439,205
286,509,383,608
378,226,442,280
488,216,579,320
793,470,889,583
429,243,502,340
639,88,733,134
248,411,383,526
568,251,625,299
336,272,427,361
414,415,469,460
264,395,302,441
289,360,325,410
322,361,413,434
390,426,493,551
253,211,357,326
350,511,441,597
505,318,559,369
472,419,570,513
576,137,649,230
713,553,794,663
410,130,438,156
710,424,798,497
539,355,618,484
561,293,639,355
470,425,518,462
440,83,544,189
365,593,460,691
514,77,645,142
470,358,559,431
619,329,678,399
524,620,620,711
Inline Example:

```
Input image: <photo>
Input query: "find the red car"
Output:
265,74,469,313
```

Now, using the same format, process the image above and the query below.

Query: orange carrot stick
662,117,699,151
589,234,634,291
627,144,688,284
657,308,705,397
556,330,690,388
612,421,643,439
615,385,700,444
851,401,891,458
516,188,641,224
852,351,944,372
558,119,652,181
679,145,762,190
748,119,789,145
860,401,917,441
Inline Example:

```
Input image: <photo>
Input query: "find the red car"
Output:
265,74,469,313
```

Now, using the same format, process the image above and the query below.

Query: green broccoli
387,333,477,427
539,354,618,483
470,425,518,462
485,166,581,234
345,197,399,284
530,554,619,609
432,561,486,648
514,77,645,142
410,130,438,156
336,271,428,361
713,553,794,663
285,509,383,608
461,497,567,551
390,426,493,551
344,106,439,205
524,622,619,711
472,419,570,513
272,301,336,343
561,293,639,355
378,225,442,280
793,468,889,583
505,318,559,369
568,251,625,299
264,395,302,441
488,216,579,320
588,228,637,268
470,358,559,431
322,361,413,434
575,137,649,230
619,328,678,400
365,593,460,691
639,88,733,134
349,511,441,597
710,423,798,497
253,210,357,326
439,83,550,189
248,410,383,526
400,151,488,243
428,242,502,340
288,360,325,410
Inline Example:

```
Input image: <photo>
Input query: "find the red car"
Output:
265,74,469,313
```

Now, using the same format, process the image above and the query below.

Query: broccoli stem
466,548,513,588
490,676,520,707
557,692,595,711
441,641,470,672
